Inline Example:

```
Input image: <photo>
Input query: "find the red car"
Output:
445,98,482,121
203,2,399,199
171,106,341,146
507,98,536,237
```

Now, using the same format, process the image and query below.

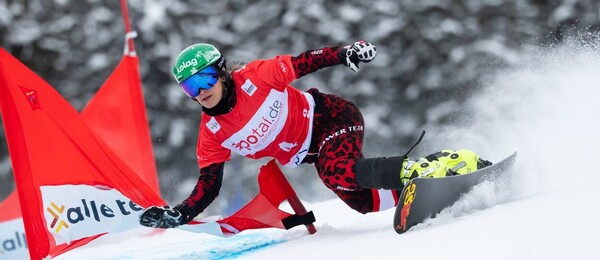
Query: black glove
340,41,377,72
139,205,183,229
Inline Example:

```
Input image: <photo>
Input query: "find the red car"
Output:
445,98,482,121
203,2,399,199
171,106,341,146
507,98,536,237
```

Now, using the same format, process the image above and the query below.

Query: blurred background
1,0,599,215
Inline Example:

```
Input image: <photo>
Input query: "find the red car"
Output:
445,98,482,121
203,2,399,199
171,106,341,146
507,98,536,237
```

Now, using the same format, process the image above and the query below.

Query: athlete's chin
199,97,218,108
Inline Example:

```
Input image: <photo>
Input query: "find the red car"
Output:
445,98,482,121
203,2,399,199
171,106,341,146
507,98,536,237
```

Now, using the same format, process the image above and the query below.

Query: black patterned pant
303,88,399,214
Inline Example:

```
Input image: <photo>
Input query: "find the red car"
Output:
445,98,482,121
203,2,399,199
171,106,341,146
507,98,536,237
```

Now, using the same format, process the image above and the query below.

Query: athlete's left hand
341,41,377,72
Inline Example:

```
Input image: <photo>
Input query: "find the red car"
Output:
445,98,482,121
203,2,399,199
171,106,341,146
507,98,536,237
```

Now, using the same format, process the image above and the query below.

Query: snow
59,183,600,260
57,39,600,260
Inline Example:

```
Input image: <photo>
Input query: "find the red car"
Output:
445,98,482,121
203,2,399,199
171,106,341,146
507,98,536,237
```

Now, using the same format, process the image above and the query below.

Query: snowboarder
139,41,491,228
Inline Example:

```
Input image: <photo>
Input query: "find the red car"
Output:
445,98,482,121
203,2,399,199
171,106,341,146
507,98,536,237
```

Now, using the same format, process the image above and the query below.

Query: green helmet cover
172,43,222,84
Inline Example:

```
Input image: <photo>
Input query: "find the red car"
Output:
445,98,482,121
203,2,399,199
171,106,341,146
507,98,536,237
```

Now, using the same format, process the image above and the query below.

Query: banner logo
47,202,69,233
19,85,41,110
40,185,144,245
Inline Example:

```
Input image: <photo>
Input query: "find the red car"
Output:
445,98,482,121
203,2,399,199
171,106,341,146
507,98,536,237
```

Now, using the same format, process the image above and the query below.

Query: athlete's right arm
174,162,225,224
290,46,344,78
290,41,377,77
138,162,224,228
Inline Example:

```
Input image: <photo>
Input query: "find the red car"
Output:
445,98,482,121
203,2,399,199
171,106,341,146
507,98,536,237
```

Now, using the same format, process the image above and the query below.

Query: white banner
40,185,144,245
0,218,28,260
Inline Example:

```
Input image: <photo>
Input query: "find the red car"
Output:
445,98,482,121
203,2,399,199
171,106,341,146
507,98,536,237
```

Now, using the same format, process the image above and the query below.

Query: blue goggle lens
179,66,219,98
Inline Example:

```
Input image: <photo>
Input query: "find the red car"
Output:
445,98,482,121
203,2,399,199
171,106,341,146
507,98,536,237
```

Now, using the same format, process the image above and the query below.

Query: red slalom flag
181,160,316,236
81,55,160,194
0,54,161,259
0,48,165,259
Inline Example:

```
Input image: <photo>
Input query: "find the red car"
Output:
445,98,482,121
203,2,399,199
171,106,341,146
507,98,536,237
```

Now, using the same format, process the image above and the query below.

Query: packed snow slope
59,38,600,260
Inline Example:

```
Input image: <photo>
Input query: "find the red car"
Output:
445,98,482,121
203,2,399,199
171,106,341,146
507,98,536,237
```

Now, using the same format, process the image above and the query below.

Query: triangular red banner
81,56,160,193
0,54,161,259
182,160,316,236
221,160,300,231
0,48,164,259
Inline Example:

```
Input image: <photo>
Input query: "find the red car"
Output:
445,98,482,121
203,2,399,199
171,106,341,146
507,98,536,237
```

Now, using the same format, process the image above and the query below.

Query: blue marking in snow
168,233,286,260
209,238,285,259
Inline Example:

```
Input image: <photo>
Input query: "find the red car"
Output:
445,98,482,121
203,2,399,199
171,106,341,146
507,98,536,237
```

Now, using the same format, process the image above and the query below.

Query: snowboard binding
401,149,493,185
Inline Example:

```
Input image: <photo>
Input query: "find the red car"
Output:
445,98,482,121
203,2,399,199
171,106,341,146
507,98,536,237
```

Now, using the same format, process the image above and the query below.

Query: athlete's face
195,77,223,108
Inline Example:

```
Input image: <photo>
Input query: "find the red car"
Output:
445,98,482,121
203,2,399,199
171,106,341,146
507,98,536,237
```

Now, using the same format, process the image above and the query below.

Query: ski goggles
179,66,219,98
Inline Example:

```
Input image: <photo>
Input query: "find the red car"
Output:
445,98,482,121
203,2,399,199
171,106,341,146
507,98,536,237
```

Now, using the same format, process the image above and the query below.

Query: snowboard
393,151,517,234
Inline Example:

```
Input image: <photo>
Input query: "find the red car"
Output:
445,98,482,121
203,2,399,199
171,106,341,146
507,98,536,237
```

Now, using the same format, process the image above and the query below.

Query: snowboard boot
401,157,449,183
354,156,434,190
354,129,428,190
403,149,493,180
424,149,492,176
355,149,493,190
354,156,408,190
